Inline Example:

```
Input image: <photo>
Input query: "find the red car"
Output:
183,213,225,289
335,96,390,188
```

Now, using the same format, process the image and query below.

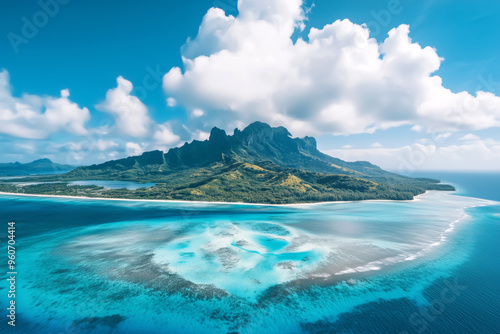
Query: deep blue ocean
409,171,500,201
0,172,499,334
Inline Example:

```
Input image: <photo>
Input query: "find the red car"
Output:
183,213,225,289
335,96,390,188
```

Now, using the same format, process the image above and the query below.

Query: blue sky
1,0,499,171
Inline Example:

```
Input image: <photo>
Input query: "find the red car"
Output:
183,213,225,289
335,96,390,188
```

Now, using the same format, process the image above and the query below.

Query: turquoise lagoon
0,173,499,333
68,180,156,190
11,180,156,190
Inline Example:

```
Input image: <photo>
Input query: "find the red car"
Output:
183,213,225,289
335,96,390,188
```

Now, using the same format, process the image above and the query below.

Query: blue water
411,171,500,201
69,180,156,190
6,179,156,190
0,173,498,334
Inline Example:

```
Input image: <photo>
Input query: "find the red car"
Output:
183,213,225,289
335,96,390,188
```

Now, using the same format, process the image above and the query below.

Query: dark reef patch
72,314,126,331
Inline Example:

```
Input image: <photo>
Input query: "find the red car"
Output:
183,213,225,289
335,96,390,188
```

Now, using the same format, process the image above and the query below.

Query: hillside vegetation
0,122,454,204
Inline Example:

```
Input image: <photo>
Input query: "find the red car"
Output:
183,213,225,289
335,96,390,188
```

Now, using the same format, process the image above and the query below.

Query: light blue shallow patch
0,191,495,334
69,180,156,190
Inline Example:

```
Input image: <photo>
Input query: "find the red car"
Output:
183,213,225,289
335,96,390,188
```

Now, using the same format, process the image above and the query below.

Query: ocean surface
0,172,499,334
68,180,156,190
9,180,156,190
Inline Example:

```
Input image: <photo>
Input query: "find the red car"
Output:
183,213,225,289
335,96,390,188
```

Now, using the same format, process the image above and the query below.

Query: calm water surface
0,172,498,333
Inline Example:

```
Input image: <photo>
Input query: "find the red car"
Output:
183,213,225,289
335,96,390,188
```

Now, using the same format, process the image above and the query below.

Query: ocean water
8,180,156,190
68,180,156,190
0,173,499,334
411,171,500,201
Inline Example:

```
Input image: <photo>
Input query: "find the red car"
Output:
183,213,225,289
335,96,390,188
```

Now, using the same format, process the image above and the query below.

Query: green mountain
19,121,450,204
0,158,74,176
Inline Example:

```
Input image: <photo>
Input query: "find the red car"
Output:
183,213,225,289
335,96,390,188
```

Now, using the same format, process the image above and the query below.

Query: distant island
0,122,454,204
0,158,75,176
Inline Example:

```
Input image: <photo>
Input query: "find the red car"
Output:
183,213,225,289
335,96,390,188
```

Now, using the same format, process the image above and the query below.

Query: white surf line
0,190,440,207
334,196,500,276
335,216,470,276
4,187,494,208
0,191,292,207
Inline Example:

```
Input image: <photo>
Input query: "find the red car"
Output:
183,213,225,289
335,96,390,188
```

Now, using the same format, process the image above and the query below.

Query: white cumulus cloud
97,76,152,138
154,123,181,147
125,142,146,156
327,136,500,172
0,70,90,139
163,0,500,137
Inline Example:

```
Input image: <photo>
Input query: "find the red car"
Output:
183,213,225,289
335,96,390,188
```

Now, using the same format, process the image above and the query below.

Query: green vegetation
0,122,455,204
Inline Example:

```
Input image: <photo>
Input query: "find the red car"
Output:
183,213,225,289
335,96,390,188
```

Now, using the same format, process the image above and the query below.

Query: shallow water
7,179,156,190
0,188,498,333
69,180,156,190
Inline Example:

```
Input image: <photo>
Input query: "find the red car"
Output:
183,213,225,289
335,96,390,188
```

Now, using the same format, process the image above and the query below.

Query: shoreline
0,190,495,207
0,190,432,207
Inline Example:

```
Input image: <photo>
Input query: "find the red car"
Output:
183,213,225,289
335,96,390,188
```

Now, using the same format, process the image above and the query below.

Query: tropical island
0,158,74,175
0,122,454,204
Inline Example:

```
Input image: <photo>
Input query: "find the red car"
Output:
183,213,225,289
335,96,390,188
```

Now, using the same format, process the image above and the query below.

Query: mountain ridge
0,122,455,204
0,158,75,176
83,122,416,181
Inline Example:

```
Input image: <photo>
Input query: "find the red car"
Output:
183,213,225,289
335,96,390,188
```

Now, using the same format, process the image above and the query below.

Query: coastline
5,182,499,334
0,190,432,207
0,190,496,208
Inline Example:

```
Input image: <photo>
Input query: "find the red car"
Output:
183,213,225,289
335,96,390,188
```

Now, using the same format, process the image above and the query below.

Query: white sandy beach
0,190,434,207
